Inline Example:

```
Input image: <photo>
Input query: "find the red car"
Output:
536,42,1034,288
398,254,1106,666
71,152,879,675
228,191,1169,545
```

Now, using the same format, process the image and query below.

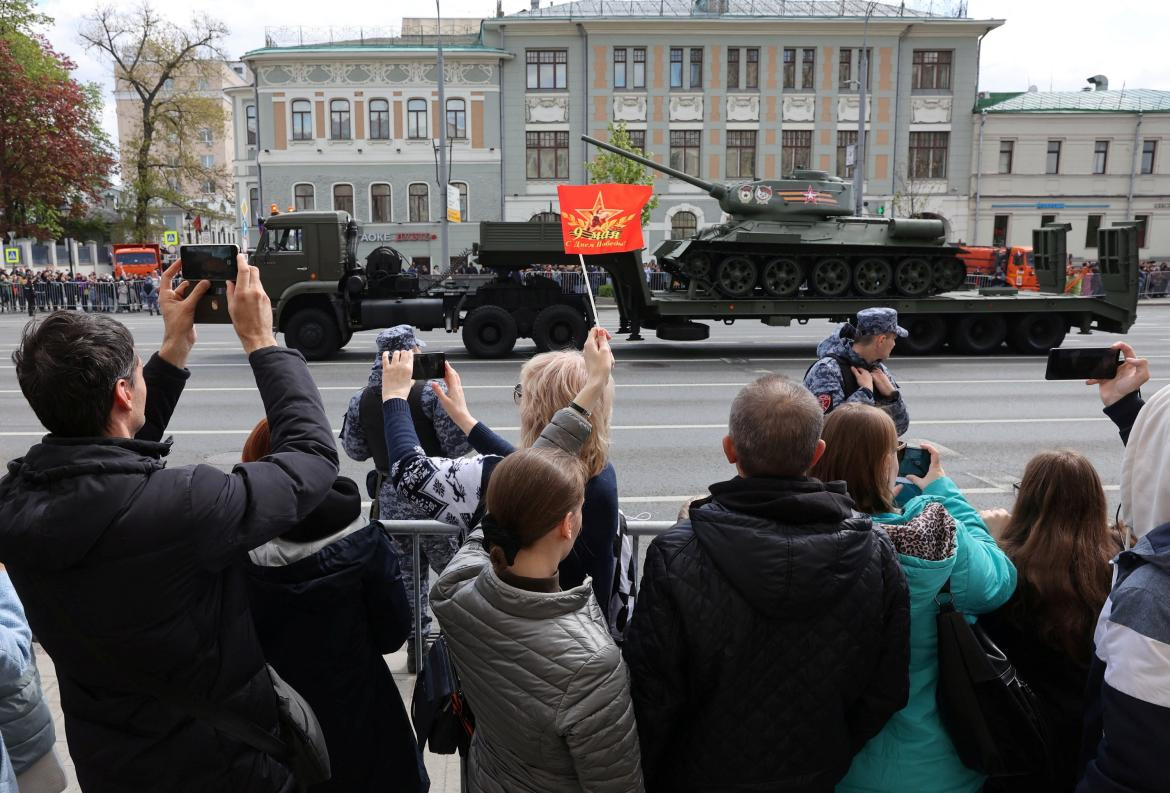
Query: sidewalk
36,645,462,793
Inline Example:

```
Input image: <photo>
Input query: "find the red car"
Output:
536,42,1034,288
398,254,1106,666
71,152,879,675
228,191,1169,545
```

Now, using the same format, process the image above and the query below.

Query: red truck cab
111,243,162,278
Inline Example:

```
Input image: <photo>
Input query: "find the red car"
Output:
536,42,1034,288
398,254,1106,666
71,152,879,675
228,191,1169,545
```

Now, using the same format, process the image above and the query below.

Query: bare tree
81,4,229,240
890,165,948,219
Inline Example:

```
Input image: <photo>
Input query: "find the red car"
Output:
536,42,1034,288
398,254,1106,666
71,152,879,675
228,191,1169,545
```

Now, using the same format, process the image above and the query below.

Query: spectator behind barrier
431,448,644,793
0,258,339,793
242,419,427,793
1076,341,1170,793
810,404,1017,793
975,451,1121,793
622,376,911,792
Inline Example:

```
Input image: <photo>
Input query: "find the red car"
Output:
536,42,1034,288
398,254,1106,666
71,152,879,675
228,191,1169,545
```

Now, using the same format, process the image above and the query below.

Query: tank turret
582,135,964,299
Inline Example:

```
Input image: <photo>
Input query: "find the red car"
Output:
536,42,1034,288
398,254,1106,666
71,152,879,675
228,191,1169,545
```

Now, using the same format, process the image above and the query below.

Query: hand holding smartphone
897,445,931,478
180,245,240,324
1045,347,1122,381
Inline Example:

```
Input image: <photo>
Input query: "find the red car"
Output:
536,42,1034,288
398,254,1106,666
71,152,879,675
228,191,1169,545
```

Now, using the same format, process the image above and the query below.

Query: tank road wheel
462,305,518,358
810,258,851,297
760,257,802,298
714,256,758,298
682,252,712,281
284,308,341,361
532,304,588,352
897,315,947,355
853,257,894,297
934,257,967,292
1008,313,1067,355
894,257,934,296
951,313,1008,355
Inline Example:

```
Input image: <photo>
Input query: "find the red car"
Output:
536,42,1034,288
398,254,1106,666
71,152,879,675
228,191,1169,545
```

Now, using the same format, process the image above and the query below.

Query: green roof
980,89,1170,114
974,91,1022,111
245,44,507,57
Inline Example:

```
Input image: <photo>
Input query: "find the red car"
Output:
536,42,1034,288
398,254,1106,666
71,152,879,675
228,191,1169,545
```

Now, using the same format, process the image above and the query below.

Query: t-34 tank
582,135,966,298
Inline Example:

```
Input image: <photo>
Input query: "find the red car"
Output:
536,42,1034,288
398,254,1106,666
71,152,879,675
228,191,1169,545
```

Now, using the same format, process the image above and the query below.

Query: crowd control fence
0,281,162,314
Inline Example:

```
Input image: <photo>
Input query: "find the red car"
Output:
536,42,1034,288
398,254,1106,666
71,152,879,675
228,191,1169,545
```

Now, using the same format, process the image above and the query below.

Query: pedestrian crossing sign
3,248,18,264
163,230,179,246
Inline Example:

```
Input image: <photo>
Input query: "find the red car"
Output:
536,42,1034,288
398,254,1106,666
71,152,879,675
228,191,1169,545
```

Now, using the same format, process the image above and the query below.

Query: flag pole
578,253,599,327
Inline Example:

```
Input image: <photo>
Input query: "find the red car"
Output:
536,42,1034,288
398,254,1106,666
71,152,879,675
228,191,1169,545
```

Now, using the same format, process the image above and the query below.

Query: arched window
291,100,312,141
529,211,561,222
293,183,314,211
330,99,351,140
370,183,392,223
446,98,466,139
451,181,469,221
407,99,427,139
408,183,429,222
332,184,353,215
245,105,257,146
671,210,697,240
368,99,390,140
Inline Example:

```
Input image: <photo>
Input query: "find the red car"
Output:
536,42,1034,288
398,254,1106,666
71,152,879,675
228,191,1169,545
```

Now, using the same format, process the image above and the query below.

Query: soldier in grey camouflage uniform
804,307,911,436
340,325,471,670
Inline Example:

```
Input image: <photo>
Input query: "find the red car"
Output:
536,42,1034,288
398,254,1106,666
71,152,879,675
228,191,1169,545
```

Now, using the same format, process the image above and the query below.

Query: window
526,131,569,179
446,98,466,139
1136,214,1150,248
781,130,812,174
452,181,469,221
526,49,567,89
726,130,756,178
199,127,213,144
669,129,700,177
245,105,257,146
1046,140,1061,174
197,79,210,91
727,48,739,90
1093,140,1109,174
783,48,816,90
837,130,858,178
614,48,627,89
1142,140,1157,174
839,48,851,87
627,129,645,152
745,48,759,90
408,184,429,222
670,48,683,88
291,100,312,141
249,188,259,224
839,48,872,89
332,184,353,215
671,211,697,240
909,131,949,179
407,98,427,139
783,48,795,89
202,179,215,195
369,99,390,140
370,183,391,223
329,99,351,140
293,183,314,211
911,50,952,90
802,48,815,91
1041,214,1057,227
200,154,215,169
689,48,703,89
271,227,303,252
992,215,1009,247
632,48,646,89
1085,214,1103,248
998,140,1014,174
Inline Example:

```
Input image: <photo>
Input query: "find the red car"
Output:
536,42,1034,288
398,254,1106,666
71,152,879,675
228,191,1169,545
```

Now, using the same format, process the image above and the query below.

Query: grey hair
728,375,824,477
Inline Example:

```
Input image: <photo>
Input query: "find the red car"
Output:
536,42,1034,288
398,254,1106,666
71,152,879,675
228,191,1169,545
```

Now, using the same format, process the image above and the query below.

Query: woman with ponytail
430,447,644,793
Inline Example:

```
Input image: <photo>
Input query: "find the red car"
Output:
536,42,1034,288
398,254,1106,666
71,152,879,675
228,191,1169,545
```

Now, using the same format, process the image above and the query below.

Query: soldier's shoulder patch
817,393,832,412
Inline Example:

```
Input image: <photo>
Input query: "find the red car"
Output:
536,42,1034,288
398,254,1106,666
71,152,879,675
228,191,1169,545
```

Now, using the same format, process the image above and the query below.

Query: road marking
617,485,1121,501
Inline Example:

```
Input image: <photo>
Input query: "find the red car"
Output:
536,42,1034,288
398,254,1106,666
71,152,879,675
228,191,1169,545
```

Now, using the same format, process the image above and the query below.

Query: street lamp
435,0,451,277
853,2,876,216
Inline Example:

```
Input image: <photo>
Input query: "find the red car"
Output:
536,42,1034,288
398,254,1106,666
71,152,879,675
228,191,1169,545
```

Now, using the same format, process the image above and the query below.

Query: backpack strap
359,382,445,477
407,382,444,457
831,354,861,400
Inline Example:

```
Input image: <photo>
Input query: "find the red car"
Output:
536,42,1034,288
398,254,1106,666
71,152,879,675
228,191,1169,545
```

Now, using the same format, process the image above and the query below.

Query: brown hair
809,403,898,515
241,418,271,463
484,447,588,566
519,351,613,478
728,375,824,477
999,450,1120,663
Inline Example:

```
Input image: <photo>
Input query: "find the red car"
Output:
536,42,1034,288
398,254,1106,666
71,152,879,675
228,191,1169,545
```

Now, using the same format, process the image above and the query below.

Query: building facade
969,88,1170,259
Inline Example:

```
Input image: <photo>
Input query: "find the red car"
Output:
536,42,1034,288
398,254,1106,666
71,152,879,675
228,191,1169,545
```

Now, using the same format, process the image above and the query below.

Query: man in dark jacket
623,375,910,793
0,258,338,793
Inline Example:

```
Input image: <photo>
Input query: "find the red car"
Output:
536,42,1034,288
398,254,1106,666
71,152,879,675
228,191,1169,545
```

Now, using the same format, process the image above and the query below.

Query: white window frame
331,182,355,215
370,182,393,223
292,182,315,211
450,181,469,221
407,182,430,222
291,99,314,142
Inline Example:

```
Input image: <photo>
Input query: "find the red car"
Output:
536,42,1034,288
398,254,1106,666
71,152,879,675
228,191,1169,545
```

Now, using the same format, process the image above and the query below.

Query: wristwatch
569,400,592,419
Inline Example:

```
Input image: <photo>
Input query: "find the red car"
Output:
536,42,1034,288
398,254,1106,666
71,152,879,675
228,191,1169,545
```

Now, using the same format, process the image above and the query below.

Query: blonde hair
519,350,613,478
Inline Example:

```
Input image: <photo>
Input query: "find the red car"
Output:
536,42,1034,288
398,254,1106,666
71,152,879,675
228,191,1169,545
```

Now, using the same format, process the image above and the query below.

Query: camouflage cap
855,307,909,338
374,325,426,353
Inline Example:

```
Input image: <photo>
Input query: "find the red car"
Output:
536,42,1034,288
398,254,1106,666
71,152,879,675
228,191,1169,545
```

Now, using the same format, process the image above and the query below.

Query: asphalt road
1,304,1164,519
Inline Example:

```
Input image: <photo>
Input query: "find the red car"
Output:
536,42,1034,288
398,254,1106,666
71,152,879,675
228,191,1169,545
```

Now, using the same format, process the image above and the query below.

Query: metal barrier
1141,270,1170,298
0,281,162,314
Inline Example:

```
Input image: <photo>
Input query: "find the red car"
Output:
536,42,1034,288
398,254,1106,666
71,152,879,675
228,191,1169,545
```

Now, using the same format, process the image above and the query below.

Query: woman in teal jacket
811,404,1017,793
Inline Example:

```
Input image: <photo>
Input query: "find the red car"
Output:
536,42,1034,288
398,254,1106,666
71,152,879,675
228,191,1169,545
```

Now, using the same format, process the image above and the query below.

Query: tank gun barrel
582,135,725,199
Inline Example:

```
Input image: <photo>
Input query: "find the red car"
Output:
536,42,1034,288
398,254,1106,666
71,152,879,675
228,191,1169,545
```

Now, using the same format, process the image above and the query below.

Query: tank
582,135,966,299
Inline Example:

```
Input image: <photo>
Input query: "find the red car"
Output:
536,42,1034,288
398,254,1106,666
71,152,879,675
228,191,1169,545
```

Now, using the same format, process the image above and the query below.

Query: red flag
193,215,203,233
556,184,652,255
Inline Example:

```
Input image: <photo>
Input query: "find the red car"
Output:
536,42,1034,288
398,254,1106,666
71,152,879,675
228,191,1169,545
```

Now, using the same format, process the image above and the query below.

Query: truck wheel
532,304,587,353
285,308,341,361
897,315,947,355
1008,313,1066,354
462,306,518,358
950,314,1007,355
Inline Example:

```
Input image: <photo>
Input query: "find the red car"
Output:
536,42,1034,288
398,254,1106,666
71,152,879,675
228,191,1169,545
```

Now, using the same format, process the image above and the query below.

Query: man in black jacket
0,258,338,793
623,375,910,793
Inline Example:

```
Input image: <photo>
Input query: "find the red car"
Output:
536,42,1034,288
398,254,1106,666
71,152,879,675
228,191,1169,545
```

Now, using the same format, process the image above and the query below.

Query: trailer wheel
285,308,342,361
532,304,587,353
462,306,518,358
951,314,1008,355
897,315,947,355
1008,313,1067,354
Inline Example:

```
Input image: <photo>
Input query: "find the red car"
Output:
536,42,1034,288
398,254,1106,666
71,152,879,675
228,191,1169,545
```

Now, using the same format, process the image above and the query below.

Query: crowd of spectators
0,269,161,315
1138,260,1170,297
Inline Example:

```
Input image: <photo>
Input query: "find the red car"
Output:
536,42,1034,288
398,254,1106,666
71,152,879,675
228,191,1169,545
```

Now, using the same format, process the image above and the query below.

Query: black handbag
411,634,475,756
935,580,1050,778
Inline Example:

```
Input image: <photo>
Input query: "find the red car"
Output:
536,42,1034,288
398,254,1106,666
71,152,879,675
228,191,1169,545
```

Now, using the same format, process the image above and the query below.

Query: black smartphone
180,244,239,281
1045,347,1121,381
191,282,232,324
898,445,931,478
412,352,446,380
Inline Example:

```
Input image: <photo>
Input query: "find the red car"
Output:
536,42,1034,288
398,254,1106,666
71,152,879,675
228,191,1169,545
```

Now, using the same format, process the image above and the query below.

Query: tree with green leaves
585,121,660,227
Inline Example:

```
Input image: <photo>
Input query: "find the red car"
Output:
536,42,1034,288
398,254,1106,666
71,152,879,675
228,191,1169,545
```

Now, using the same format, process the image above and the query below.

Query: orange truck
956,245,1038,291
111,243,162,278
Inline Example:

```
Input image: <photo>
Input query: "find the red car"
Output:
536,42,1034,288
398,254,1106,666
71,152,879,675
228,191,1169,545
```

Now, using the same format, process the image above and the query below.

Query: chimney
1087,74,1109,91
497,0,504,15
530,0,539,9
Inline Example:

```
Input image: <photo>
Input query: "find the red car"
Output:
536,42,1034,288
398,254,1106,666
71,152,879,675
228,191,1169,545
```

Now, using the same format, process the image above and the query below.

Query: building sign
447,183,462,223
359,233,438,243
1155,202,1170,209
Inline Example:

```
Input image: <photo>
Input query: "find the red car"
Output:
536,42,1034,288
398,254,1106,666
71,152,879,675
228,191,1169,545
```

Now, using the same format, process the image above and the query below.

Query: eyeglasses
1011,482,1021,493
896,441,907,462
512,383,523,405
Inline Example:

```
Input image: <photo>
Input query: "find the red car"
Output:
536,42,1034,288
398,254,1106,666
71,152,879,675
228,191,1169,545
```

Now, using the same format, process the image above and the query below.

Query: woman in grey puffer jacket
431,447,644,793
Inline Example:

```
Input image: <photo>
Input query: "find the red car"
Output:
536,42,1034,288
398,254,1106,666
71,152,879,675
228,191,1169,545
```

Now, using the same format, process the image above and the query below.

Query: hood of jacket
1121,384,1170,540
689,476,879,615
1121,522,1170,573
816,331,866,364
0,436,171,571
248,477,365,568
872,500,958,605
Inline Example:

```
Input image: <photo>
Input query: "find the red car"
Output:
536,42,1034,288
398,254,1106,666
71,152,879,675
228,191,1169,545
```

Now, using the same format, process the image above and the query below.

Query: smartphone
898,445,931,478
411,352,446,380
1044,347,1121,381
192,282,232,324
180,244,239,281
